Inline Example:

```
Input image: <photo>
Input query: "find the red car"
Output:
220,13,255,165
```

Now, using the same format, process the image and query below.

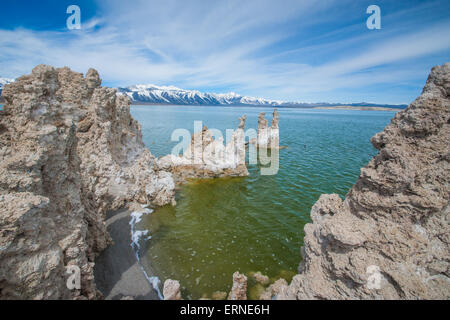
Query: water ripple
131,105,395,299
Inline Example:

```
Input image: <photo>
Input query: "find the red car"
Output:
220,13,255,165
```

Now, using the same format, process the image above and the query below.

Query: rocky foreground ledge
264,63,449,299
0,65,175,299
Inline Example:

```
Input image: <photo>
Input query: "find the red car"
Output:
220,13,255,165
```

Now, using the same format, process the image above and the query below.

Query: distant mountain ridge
117,84,407,109
117,84,284,106
0,77,407,109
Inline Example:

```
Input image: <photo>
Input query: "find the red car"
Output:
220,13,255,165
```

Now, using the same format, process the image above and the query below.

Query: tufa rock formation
270,63,450,300
163,279,182,300
251,108,279,148
0,65,175,299
228,271,248,300
249,271,270,286
260,278,288,300
158,116,249,184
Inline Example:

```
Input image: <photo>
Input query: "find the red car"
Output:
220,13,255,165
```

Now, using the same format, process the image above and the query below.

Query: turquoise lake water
130,105,396,299
1,101,396,298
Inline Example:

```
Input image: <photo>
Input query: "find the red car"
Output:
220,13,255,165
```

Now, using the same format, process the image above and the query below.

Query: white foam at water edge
130,208,153,225
129,208,163,299
139,265,163,299
130,211,143,224
131,230,148,248
129,209,154,249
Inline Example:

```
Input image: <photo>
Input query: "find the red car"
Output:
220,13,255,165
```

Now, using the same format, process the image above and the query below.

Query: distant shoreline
130,102,403,111
0,101,402,112
312,106,401,111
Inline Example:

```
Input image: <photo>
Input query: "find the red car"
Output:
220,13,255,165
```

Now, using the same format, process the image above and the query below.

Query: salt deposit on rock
0,65,175,299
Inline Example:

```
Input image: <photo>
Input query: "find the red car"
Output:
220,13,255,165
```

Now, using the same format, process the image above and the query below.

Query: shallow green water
130,105,396,299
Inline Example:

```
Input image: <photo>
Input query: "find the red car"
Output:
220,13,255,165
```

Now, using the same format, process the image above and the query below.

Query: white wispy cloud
0,0,449,104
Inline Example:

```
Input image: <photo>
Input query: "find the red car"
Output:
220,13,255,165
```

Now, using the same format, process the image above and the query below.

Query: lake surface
130,105,396,299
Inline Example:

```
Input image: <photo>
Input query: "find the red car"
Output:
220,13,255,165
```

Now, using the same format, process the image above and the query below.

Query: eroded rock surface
275,63,450,300
228,272,248,300
0,65,175,299
260,279,288,300
249,271,270,286
163,279,182,300
252,109,279,148
158,116,248,184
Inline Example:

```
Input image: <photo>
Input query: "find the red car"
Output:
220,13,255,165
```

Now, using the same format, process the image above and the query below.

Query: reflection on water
131,105,396,299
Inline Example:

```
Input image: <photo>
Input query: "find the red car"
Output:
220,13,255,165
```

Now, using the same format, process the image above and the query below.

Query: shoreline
93,208,160,300
313,106,401,111
130,102,404,111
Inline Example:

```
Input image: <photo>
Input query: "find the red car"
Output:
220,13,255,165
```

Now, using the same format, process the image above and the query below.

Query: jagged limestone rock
163,279,182,300
228,272,248,300
275,63,450,300
0,65,175,299
252,108,280,148
158,117,249,184
211,291,228,300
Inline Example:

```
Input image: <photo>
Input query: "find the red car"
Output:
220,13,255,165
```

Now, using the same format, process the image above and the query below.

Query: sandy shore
94,208,160,300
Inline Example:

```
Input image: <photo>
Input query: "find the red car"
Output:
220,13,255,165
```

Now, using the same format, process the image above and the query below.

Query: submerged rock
158,117,249,184
0,65,175,299
260,279,288,300
163,279,182,300
249,271,270,285
211,291,228,300
228,272,248,300
276,63,450,300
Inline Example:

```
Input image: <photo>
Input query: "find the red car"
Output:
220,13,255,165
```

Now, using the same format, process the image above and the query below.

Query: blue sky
0,0,449,104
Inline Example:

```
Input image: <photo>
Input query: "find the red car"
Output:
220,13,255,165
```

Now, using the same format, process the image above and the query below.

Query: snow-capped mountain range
116,84,406,108
0,77,406,109
117,84,285,106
